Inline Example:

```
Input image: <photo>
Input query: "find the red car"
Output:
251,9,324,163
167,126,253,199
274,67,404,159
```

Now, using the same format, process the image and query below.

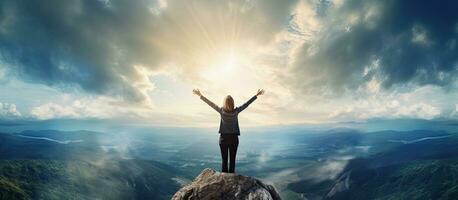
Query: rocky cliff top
172,168,282,200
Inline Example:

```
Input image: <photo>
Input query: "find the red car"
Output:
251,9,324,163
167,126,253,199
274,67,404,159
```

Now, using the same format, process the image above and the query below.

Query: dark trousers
219,134,239,173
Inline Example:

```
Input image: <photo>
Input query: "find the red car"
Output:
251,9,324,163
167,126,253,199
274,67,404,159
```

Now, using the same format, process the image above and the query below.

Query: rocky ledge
172,168,281,200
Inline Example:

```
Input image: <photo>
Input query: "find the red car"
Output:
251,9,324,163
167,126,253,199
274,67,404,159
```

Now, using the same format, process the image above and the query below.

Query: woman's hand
193,89,203,97
256,89,265,96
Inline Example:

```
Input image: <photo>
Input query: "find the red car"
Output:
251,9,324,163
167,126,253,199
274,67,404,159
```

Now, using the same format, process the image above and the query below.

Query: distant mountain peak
172,168,282,200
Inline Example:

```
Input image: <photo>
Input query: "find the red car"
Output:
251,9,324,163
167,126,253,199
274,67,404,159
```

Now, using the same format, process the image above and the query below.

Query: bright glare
200,50,244,81
197,48,261,97
221,53,237,72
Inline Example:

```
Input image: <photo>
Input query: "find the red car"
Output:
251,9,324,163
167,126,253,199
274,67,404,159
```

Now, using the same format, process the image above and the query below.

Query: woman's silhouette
193,89,264,173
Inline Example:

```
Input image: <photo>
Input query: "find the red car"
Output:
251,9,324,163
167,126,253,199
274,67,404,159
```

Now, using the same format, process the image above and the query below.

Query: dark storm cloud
292,0,458,94
0,0,162,102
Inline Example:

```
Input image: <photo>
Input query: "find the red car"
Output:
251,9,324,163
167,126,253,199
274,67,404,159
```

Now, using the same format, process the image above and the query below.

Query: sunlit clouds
0,0,457,126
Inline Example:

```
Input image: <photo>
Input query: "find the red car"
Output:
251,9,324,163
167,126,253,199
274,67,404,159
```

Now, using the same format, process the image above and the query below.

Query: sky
0,0,457,128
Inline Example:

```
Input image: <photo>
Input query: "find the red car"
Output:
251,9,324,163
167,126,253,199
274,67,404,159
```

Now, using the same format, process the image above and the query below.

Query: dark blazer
200,95,257,135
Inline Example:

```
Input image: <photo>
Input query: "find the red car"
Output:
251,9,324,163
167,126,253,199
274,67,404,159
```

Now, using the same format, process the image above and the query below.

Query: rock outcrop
172,168,282,200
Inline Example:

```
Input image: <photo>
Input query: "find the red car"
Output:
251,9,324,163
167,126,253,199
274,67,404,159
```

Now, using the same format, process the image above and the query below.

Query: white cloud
366,77,381,94
396,103,440,119
327,85,449,121
27,91,207,127
0,102,21,118
31,103,77,120
307,155,354,182
30,96,133,120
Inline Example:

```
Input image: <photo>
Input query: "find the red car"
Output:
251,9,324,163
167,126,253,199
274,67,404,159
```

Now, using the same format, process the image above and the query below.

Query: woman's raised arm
193,89,221,113
237,89,264,113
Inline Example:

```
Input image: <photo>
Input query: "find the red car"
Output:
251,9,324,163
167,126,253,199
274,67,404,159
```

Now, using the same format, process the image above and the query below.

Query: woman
192,89,264,173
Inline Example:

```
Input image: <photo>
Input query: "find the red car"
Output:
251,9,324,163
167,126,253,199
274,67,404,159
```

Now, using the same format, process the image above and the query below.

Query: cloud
0,0,159,102
29,96,145,120
327,84,452,121
288,0,458,95
1,0,457,124
26,92,218,127
0,102,21,118
316,156,353,180
329,101,441,121
0,0,297,103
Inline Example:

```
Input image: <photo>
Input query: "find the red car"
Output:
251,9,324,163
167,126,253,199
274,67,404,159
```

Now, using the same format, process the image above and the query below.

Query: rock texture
172,168,282,200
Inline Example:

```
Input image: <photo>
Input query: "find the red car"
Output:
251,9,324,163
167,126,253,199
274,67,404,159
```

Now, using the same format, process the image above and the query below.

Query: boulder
172,168,281,200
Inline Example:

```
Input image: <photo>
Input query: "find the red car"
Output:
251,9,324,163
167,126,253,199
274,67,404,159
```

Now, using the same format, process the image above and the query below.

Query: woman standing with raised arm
193,89,264,173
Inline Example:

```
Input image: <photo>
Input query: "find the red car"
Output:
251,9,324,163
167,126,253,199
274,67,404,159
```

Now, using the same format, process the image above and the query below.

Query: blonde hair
223,95,235,112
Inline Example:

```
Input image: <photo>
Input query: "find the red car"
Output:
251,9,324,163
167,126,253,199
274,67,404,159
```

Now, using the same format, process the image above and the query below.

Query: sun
199,49,244,81
219,52,239,72
195,47,262,96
